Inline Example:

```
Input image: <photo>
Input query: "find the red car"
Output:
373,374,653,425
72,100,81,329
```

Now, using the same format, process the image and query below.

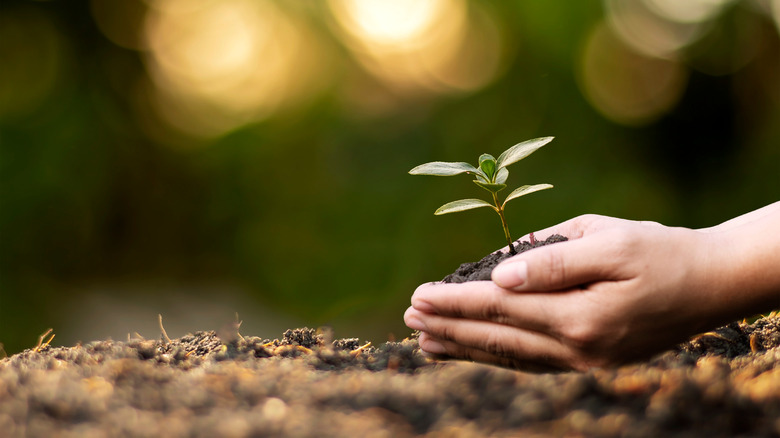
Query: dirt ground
0,315,778,437
2,237,779,437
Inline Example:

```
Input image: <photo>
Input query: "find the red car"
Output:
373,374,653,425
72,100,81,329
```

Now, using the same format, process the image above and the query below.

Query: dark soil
1,237,779,437
442,234,568,283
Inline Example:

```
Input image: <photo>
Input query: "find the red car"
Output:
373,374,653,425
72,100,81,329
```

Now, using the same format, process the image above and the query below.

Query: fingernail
411,298,436,314
405,314,428,332
421,338,446,354
492,260,528,289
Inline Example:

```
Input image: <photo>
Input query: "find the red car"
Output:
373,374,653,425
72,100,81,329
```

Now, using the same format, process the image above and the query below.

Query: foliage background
2,0,780,354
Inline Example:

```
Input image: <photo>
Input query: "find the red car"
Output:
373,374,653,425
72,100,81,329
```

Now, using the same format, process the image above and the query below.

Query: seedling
409,137,554,254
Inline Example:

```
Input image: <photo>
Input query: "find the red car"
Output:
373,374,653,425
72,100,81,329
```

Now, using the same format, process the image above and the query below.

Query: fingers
409,282,561,334
518,218,587,243
514,213,610,246
417,332,562,372
405,307,571,369
492,231,626,291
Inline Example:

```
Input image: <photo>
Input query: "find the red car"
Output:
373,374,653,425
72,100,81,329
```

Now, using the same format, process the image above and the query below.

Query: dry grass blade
350,342,372,357
158,314,172,344
235,312,245,342
691,331,732,343
34,328,55,352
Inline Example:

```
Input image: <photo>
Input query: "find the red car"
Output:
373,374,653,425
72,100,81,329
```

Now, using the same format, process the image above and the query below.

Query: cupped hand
404,214,734,371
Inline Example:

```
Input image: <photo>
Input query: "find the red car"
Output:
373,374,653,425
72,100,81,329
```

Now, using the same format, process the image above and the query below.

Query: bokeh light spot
142,0,331,139
772,0,780,35
90,0,149,50
643,0,733,24
578,21,688,126
328,0,504,97
605,0,706,59
335,0,442,47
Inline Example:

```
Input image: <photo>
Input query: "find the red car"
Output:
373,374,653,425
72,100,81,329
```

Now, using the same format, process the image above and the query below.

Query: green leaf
478,154,497,180
502,184,553,208
473,180,506,194
409,161,480,176
495,167,509,184
496,137,554,170
434,199,496,215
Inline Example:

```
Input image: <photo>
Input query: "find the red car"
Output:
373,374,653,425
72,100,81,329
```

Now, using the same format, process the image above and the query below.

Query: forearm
705,208,780,323
700,200,780,233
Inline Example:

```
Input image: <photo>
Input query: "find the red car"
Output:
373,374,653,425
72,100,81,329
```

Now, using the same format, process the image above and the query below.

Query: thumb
492,236,616,291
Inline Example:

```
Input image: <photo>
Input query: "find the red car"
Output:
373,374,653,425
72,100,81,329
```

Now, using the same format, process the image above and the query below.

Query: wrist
700,224,780,324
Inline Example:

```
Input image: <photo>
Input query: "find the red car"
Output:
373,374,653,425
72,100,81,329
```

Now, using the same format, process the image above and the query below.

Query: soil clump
442,234,568,283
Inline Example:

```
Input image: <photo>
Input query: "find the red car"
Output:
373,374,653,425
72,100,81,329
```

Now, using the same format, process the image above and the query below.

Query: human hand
404,214,736,371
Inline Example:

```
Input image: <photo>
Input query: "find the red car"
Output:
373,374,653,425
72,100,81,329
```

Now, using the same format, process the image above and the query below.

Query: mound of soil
1,237,778,437
1,317,778,437
442,234,568,283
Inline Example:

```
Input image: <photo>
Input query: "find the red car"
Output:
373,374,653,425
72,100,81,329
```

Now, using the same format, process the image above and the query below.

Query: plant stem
492,193,515,254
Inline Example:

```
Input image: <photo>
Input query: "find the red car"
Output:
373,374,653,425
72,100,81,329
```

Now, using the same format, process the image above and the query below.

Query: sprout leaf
435,199,495,215
502,184,554,208
478,154,497,179
409,136,556,251
496,137,554,170
409,161,481,177
496,167,509,184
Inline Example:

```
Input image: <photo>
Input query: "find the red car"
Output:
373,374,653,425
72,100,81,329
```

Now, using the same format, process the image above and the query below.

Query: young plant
409,137,554,254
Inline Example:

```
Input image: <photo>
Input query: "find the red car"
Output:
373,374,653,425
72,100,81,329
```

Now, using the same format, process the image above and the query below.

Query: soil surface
442,234,568,283
1,319,779,437
1,237,779,437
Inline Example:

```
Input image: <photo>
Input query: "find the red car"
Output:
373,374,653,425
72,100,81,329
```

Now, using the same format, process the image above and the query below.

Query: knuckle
606,227,633,246
575,213,598,223
573,214,601,228
540,249,567,289
561,319,603,351
637,220,663,229
602,228,639,263
434,321,457,342
482,331,506,357
459,347,483,363
482,331,513,358
479,291,508,324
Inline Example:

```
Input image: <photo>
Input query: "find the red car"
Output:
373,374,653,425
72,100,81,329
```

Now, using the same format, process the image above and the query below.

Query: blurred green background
2,0,780,354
